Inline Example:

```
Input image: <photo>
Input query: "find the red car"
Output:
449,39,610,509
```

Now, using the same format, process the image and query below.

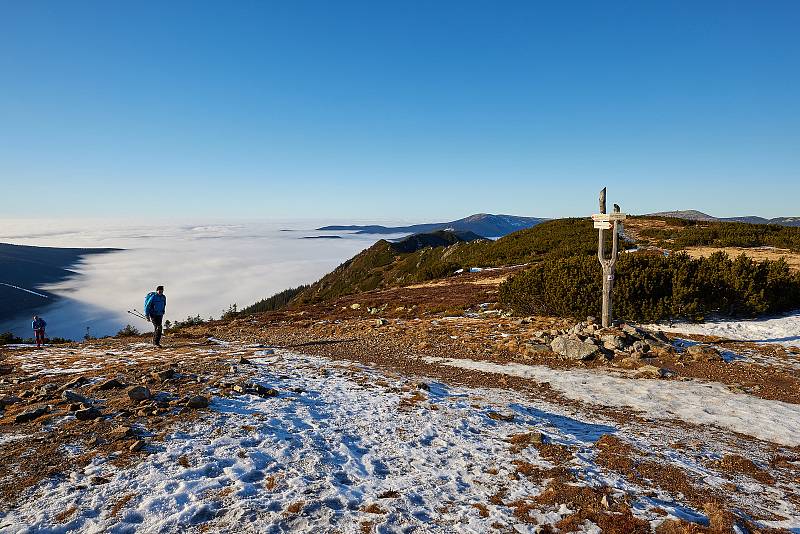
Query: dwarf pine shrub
499,251,800,322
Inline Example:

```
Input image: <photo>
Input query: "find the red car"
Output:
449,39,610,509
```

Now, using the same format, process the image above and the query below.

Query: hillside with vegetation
243,216,800,324
632,216,800,252
290,219,616,306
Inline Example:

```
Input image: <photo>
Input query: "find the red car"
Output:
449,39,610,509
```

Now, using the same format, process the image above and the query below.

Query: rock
151,369,175,382
601,495,611,509
522,343,551,358
238,356,251,365
109,426,133,440
90,476,110,485
97,378,126,390
186,395,209,409
637,365,674,379
652,330,671,344
600,334,627,351
69,403,82,412
38,383,58,397
375,318,389,327
15,406,48,423
684,345,723,362
127,386,151,403
487,411,515,422
129,440,145,452
253,384,278,398
622,324,643,338
62,390,91,404
87,436,102,447
632,340,650,354
350,303,361,310
60,376,89,391
416,382,430,391
586,316,597,325
0,365,12,375
0,395,22,409
550,336,600,360
75,407,103,421
20,390,34,399
232,384,247,394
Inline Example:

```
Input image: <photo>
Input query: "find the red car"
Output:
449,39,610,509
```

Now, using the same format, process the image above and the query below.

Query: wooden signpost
593,188,626,328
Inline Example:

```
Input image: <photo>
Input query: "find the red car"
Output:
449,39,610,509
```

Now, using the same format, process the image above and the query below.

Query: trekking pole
127,310,148,320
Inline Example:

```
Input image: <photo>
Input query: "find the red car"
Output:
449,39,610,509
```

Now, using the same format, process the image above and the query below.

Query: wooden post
593,189,624,328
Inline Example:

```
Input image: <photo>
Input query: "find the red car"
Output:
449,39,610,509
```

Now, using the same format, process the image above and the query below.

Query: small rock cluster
524,316,724,376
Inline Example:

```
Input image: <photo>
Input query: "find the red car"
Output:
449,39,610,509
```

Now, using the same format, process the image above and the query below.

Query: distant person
31,315,47,348
144,285,167,347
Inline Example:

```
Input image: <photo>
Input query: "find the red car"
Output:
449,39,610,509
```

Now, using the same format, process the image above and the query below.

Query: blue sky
1,1,798,220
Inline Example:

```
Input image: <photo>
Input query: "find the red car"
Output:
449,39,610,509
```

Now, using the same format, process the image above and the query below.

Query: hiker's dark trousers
34,329,45,347
151,314,163,346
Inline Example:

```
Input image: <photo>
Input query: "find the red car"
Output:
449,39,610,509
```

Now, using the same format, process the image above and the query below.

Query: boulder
0,395,21,409
97,378,126,390
75,407,103,421
632,340,650,354
62,390,91,404
15,406,48,423
0,365,12,375
59,376,89,391
127,386,151,403
375,318,389,327
186,395,209,409
151,369,175,382
601,334,626,351
550,336,600,360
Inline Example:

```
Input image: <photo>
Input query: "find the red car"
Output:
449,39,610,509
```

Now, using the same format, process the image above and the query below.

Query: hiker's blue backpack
144,292,157,315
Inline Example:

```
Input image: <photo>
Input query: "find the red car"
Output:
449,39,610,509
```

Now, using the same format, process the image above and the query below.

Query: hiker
144,285,167,347
32,315,47,348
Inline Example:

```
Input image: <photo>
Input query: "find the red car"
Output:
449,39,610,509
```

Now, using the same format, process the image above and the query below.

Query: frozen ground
649,310,800,347
2,343,799,533
422,357,800,447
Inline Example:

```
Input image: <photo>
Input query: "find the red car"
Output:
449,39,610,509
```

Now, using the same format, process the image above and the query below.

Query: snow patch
423,357,800,447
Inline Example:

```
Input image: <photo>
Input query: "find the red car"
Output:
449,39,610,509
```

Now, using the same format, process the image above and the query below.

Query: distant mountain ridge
317,213,546,237
648,210,800,227
0,243,118,321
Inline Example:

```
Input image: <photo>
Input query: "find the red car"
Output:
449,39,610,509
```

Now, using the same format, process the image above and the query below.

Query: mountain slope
0,243,118,321
292,219,611,306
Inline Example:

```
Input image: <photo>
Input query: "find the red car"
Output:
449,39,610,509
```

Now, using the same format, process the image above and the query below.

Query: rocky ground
1,269,799,532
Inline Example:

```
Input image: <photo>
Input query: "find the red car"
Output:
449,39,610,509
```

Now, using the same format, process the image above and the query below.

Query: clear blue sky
1,1,798,220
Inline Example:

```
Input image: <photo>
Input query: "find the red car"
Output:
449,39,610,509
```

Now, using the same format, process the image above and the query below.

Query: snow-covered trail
3,345,799,532
0,349,680,533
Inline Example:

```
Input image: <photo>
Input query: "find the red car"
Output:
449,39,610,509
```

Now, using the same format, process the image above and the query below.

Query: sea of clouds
0,219,403,340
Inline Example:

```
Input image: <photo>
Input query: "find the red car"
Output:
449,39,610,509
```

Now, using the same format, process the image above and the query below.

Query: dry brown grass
110,493,136,518
285,500,305,514
472,503,490,517
684,246,800,271
54,505,78,523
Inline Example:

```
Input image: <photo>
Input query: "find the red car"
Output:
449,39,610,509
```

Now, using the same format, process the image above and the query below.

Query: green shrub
500,251,800,322
115,324,141,337
0,331,22,345
636,217,800,252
